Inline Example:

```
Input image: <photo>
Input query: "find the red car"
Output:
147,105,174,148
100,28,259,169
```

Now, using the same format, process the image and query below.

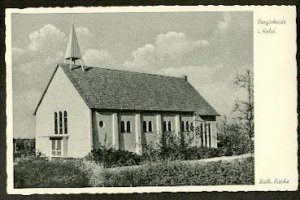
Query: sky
11,11,253,138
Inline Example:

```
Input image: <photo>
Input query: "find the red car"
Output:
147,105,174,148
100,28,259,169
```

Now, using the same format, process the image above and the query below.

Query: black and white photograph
5,6,297,193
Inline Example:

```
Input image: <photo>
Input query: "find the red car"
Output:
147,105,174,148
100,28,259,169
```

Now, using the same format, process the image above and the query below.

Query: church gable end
35,66,92,158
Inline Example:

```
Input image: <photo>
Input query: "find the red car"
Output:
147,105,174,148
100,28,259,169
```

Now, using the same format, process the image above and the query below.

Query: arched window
181,121,185,132
186,121,189,132
64,111,68,134
127,121,131,132
168,121,172,132
143,121,147,132
163,121,167,132
59,112,63,134
54,112,58,134
120,121,125,133
148,121,152,132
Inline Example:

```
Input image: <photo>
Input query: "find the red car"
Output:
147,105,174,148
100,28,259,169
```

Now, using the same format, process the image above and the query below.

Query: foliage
87,131,231,168
85,146,143,168
13,139,36,159
14,158,89,188
99,156,254,186
233,70,254,142
142,131,224,163
79,160,105,187
217,120,254,155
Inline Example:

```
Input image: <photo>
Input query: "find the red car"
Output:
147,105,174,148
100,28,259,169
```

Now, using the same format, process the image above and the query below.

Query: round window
99,121,104,128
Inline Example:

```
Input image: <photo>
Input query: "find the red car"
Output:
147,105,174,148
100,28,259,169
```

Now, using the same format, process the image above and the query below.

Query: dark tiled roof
34,63,219,115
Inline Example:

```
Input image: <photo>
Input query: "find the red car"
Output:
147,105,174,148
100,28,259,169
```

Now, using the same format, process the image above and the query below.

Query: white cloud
76,27,94,39
155,32,208,59
217,13,232,34
82,49,114,68
28,24,67,52
124,32,209,72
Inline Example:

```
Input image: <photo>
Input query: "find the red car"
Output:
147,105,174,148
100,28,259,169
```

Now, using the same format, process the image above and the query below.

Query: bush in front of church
85,146,143,168
14,158,89,188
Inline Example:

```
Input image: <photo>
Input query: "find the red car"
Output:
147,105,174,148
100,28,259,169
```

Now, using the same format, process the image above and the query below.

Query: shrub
142,134,222,163
218,123,253,155
100,156,254,186
13,139,36,160
79,160,105,187
86,146,143,168
14,158,89,188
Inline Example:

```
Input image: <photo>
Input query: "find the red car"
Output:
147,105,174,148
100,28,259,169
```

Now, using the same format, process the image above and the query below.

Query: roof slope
56,64,219,115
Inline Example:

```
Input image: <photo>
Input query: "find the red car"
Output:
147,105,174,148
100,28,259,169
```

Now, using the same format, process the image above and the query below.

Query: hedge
86,147,143,168
86,145,231,168
14,158,89,188
99,157,254,186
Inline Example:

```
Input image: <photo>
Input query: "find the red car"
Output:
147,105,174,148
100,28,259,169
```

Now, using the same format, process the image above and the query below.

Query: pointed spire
64,23,85,71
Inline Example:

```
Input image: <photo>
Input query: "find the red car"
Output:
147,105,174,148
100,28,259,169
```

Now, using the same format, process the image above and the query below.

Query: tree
233,70,254,143
217,122,252,155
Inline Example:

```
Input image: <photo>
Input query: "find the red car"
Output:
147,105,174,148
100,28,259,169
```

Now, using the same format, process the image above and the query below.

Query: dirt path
187,153,253,164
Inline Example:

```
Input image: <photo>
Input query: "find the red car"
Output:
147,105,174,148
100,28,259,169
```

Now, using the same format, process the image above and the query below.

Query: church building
34,25,219,158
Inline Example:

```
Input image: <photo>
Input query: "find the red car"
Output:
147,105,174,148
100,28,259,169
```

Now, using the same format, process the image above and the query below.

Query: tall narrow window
64,111,68,134
148,121,152,132
127,121,131,132
168,121,172,132
186,121,189,132
54,112,58,134
143,121,147,132
121,121,125,133
181,121,185,132
208,124,211,147
163,121,167,132
59,112,63,134
204,124,207,147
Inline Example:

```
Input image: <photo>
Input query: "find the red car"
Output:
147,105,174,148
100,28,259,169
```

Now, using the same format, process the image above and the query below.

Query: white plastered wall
35,66,92,158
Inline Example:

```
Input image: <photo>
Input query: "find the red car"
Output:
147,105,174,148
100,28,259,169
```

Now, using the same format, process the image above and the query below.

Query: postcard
5,6,297,194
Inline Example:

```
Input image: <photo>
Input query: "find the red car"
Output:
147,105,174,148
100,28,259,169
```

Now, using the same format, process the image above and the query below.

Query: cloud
12,24,67,92
76,27,94,38
82,49,114,68
28,24,67,53
124,32,209,72
217,13,232,34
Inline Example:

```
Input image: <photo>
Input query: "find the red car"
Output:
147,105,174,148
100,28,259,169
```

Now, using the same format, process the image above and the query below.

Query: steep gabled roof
34,63,219,116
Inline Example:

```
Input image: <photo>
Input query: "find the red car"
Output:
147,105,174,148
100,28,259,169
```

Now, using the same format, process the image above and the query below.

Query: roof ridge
58,63,185,80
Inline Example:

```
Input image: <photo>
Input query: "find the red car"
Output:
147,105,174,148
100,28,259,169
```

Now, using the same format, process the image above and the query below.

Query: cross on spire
64,23,85,71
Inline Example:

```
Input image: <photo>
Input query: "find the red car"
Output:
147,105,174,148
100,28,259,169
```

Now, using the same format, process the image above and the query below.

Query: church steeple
64,23,85,71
